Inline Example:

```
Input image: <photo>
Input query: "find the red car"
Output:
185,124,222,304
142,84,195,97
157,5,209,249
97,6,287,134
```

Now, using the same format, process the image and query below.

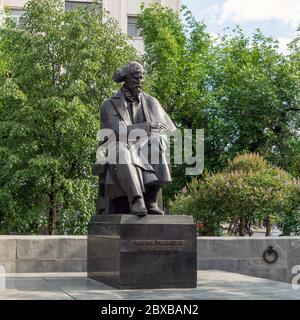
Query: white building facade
0,0,181,52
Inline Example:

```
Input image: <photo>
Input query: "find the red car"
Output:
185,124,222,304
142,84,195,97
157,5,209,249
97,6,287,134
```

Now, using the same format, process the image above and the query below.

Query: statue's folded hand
149,122,167,133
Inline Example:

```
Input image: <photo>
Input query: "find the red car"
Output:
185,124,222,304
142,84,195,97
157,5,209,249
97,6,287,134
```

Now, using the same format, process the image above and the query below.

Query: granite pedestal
87,214,197,289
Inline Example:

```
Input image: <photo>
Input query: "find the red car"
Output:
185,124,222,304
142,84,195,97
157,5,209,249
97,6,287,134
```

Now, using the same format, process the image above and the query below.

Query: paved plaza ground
0,270,299,300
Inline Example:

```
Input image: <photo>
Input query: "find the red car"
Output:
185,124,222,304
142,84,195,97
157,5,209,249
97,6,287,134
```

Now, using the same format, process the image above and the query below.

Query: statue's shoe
147,204,165,215
131,197,148,217
144,185,164,215
135,210,148,217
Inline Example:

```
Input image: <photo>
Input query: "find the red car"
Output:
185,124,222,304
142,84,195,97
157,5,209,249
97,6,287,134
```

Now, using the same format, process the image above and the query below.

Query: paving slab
0,271,299,300
0,276,73,300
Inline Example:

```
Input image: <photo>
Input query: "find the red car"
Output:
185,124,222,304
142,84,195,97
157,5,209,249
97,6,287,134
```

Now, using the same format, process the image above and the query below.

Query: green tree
0,0,137,234
170,153,300,236
267,26,300,177
210,28,300,174
139,4,300,202
138,4,213,203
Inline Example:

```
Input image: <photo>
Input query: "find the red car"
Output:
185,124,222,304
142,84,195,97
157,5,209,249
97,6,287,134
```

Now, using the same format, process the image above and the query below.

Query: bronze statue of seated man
97,61,176,216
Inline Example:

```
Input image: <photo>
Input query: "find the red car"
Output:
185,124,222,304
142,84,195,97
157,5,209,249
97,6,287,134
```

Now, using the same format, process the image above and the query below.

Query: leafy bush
169,153,300,236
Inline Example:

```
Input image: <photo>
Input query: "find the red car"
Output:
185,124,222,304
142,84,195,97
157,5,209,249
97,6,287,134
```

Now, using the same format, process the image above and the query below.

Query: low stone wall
0,236,86,273
197,237,300,283
1,235,299,283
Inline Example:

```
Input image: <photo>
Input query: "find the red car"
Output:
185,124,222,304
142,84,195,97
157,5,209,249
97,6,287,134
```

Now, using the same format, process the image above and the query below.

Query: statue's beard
123,81,142,101
132,86,141,98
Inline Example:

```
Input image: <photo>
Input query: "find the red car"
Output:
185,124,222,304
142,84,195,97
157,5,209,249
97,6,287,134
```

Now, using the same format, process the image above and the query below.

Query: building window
127,16,140,37
9,8,26,27
65,1,93,11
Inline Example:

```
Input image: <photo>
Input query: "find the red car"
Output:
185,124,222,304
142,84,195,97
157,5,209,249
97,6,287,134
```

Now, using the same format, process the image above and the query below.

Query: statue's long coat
99,89,176,198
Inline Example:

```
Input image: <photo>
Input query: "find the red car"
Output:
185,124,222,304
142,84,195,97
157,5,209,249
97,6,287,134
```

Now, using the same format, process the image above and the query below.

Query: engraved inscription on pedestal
135,240,183,253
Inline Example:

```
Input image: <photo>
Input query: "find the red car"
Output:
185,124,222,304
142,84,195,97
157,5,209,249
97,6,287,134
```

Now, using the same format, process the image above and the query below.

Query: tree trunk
228,219,235,235
246,216,253,236
265,217,271,236
228,218,239,235
48,174,57,235
282,225,291,236
239,216,247,236
48,207,54,235
48,202,58,235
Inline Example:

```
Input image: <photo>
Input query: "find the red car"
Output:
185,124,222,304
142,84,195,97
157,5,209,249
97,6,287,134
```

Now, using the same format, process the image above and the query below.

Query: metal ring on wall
263,246,278,264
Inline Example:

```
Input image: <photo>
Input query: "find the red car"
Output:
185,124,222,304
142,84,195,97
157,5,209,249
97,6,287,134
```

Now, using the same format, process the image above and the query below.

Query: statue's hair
113,61,144,83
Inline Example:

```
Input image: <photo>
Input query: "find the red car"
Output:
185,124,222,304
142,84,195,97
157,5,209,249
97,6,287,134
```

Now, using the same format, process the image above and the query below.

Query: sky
183,0,300,54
